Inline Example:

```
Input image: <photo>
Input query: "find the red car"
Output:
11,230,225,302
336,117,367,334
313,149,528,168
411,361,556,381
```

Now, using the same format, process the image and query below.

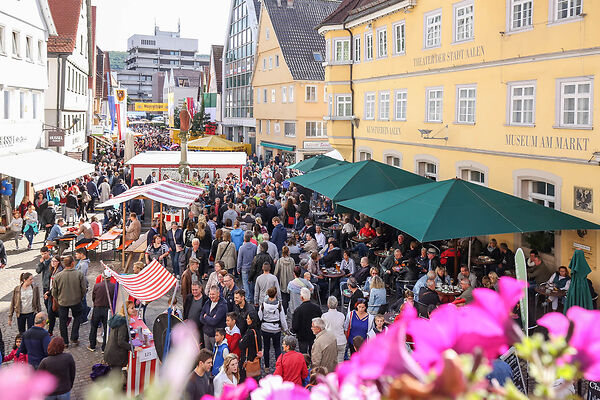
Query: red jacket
274,350,308,385
225,326,241,357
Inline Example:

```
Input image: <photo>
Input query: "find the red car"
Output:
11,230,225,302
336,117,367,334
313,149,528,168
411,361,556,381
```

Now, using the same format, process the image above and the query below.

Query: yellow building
252,0,341,163
319,0,600,286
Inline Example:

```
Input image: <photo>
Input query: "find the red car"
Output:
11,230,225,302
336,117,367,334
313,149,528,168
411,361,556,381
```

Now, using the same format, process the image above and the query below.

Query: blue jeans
171,251,180,276
241,270,253,303
261,330,281,368
46,392,71,400
24,227,36,246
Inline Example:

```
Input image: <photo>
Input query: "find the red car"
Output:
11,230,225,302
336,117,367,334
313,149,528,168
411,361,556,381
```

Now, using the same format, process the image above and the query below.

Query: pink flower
0,363,56,400
161,323,201,399
203,378,258,400
310,372,380,400
250,375,310,400
538,306,600,381
408,277,526,372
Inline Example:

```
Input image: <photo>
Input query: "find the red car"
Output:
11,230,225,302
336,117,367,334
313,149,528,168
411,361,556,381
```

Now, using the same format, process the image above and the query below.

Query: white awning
125,151,247,166
323,149,345,161
0,149,95,191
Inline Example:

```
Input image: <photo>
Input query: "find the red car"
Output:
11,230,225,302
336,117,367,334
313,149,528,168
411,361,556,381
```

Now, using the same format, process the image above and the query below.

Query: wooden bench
116,240,133,251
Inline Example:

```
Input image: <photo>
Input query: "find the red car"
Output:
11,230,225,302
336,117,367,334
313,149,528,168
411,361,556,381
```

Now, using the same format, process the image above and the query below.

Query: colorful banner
167,92,175,127
108,95,116,132
134,103,168,112
515,248,528,335
186,97,195,117
116,104,122,141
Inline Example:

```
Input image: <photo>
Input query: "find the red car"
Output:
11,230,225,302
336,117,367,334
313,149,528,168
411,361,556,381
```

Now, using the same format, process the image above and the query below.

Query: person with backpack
258,286,288,372
183,219,197,250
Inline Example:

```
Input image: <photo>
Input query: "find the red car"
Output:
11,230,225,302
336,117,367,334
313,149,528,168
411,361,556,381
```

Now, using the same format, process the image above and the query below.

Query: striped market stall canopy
97,179,204,209
105,260,176,302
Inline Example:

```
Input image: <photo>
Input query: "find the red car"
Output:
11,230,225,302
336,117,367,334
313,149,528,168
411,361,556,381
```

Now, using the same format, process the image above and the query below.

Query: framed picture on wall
574,187,593,213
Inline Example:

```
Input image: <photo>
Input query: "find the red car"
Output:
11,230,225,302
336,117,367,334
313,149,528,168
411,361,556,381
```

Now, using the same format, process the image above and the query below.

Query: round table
435,288,462,303
350,235,371,246
321,269,346,298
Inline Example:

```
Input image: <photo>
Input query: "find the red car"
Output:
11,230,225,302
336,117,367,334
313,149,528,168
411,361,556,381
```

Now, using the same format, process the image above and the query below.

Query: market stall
126,151,247,185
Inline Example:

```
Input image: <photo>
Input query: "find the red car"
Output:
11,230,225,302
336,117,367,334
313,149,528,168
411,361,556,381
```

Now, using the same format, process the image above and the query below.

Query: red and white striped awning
105,260,177,302
97,179,204,209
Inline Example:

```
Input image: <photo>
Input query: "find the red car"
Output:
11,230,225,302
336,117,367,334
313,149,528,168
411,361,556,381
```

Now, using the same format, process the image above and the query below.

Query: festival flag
186,97,195,118
108,95,116,132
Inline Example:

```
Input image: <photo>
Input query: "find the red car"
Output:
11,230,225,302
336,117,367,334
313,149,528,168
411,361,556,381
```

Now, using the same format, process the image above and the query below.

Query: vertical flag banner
515,248,528,334
167,92,175,127
186,97,195,118
115,88,128,140
108,95,116,132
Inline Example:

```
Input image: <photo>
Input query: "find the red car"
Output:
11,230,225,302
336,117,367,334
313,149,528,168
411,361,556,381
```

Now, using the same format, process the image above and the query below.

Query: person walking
104,310,131,372
199,285,228,352
258,287,288,372
183,282,208,338
185,348,214,399
216,230,237,276
38,337,76,399
274,246,295,312
291,287,322,354
0,238,6,268
52,256,86,346
321,296,346,364
88,272,115,352
274,336,308,385
166,221,184,278
254,263,281,306
239,312,262,382
17,312,51,368
344,299,374,355
181,257,202,300
287,267,314,314
8,272,41,334
237,231,257,303
213,353,239,397
23,204,39,249
310,317,338,374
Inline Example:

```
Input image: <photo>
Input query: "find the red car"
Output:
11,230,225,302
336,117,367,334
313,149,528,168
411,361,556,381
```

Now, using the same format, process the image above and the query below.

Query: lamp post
178,103,191,182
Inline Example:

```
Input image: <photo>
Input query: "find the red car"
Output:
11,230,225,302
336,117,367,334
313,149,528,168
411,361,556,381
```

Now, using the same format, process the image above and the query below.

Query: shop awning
97,179,204,209
289,154,347,172
0,149,95,191
105,259,176,302
260,141,295,152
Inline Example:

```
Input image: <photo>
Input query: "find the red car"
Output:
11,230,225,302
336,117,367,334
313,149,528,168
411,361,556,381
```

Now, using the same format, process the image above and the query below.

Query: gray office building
117,24,208,103
221,0,261,151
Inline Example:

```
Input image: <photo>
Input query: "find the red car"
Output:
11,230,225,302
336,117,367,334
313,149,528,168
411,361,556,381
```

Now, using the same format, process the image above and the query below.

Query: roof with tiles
47,0,83,54
264,0,341,81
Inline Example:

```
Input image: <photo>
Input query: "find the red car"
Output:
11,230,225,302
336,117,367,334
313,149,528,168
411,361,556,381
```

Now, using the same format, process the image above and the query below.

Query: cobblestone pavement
0,224,170,399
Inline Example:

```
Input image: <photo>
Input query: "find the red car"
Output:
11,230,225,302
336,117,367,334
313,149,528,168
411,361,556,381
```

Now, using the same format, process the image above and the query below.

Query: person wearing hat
181,257,202,300
426,248,441,272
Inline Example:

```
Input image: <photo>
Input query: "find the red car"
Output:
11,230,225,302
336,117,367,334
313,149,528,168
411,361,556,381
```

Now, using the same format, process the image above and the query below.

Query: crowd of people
0,126,596,399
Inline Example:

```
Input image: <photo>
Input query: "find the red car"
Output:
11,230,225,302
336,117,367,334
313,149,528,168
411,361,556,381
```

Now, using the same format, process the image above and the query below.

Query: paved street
0,223,171,399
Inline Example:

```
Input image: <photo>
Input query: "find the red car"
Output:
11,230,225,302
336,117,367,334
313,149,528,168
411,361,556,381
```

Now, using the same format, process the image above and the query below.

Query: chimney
287,0,293,7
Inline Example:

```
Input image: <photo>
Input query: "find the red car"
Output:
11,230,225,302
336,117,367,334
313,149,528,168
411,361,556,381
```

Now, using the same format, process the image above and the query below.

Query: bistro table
374,249,393,265
534,286,567,315
471,256,496,279
435,286,462,303
98,227,123,261
383,311,399,325
350,235,371,246
321,267,346,298
316,216,336,227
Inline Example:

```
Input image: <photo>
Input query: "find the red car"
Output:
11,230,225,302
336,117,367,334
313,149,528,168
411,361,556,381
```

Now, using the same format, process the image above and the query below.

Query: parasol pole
159,203,163,236
163,280,180,360
467,237,472,269
122,202,126,271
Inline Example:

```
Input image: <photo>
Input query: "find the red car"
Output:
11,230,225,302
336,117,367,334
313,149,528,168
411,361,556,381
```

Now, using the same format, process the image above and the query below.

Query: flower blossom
250,375,310,400
0,363,56,400
538,306,600,381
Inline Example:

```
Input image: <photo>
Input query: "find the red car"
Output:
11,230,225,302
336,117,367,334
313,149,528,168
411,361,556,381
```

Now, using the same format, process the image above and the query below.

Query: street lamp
178,103,191,181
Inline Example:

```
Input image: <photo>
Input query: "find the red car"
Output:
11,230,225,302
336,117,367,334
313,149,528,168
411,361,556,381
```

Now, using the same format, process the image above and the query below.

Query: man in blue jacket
18,312,51,368
86,177,99,212
199,285,228,352
166,221,184,277
271,216,287,256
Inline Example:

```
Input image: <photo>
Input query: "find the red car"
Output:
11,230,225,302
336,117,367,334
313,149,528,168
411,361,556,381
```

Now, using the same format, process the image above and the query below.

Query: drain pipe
343,24,355,162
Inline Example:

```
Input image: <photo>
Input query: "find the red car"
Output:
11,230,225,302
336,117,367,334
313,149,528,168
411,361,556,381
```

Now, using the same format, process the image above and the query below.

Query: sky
93,0,231,54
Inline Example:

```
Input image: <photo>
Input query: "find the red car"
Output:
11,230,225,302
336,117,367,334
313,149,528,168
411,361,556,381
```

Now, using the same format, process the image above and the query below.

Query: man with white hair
310,317,338,373
291,287,322,353
321,296,346,363
256,232,279,261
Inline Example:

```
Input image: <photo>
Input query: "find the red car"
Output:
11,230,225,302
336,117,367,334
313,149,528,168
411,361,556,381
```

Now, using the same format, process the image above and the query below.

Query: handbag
287,216,295,226
243,329,261,377
51,295,59,312
345,311,354,339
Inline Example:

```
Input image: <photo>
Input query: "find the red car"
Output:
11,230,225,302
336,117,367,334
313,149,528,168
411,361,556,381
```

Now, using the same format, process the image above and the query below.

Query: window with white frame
509,82,535,125
256,89,260,104
0,26,5,54
336,95,352,117
335,39,350,62
393,21,405,54
354,36,361,62
266,120,271,134
395,90,407,120
418,161,438,180
3,91,10,119
365,32,373,60
305,85,317,102
510,0,533,30
306,121,327,137
558,78,592,127
325,39,331,62
263,58,266,70
555,0,583,21
275,54,279,67
284,122,296,137
19,91,25,119
379,91,390,120
377,28,387,58
327,95,333,116
460,168,485,185
359,151,372,161
386,155,401,167
271,89,276,103
456,85,476,123
259,119,263,133
424,11,442,48
324,87,327,103
289,86,294,102
454,2,474,42
266,28,270,40
32,92,38,119
11,31,20,57
25,36,33,61
263,88,267,103
526,180,556,208
274,122,281,133
282,86,287,103
426,88,443,122
364,92,375,120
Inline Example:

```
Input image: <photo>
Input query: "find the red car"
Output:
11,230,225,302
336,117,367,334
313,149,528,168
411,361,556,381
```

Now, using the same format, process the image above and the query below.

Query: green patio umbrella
564,250,594,312
287,160,429,202
337,178,600,242
288,155,347,173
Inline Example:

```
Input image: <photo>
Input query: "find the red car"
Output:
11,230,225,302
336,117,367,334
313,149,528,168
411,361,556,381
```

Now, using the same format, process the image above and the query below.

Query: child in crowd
302,354,312,387
165,297,183,319
353,336,364,352
367,314,387,339
306,366,327,389
212,328,229,376
3,334,27,363
225,312,241,357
